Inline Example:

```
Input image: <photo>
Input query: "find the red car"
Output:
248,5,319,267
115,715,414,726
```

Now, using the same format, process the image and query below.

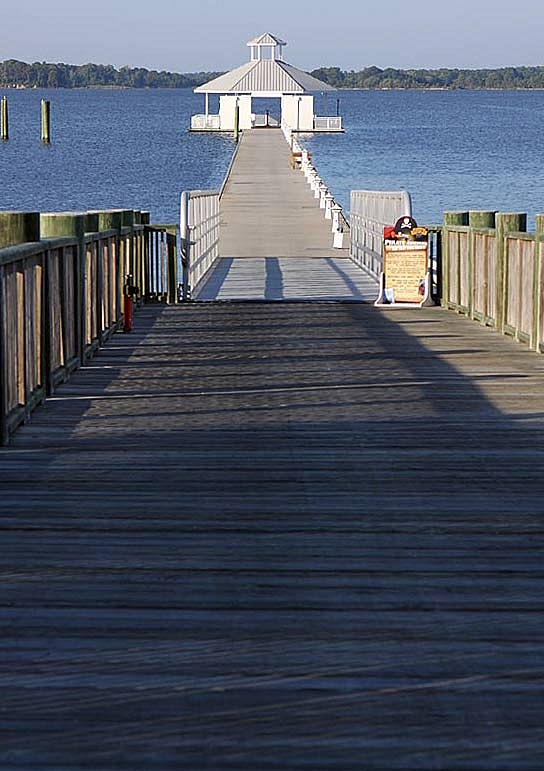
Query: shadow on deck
1,302,543,769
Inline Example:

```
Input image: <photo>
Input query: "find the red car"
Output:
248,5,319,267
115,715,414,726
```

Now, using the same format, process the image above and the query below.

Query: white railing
280,120,347,248
190,114,221,130
313,116,342,131
180,190,220,299
252,114,279,127
349,190,412,276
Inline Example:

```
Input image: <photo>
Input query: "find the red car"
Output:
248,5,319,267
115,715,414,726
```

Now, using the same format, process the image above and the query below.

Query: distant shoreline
2,60,544,90
2,84,544,92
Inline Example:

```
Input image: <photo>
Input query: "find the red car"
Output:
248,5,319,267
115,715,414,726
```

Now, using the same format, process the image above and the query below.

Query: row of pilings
1,96,51,143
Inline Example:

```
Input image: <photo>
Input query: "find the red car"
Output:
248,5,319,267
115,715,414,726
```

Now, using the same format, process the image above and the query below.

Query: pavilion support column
205,93,209,117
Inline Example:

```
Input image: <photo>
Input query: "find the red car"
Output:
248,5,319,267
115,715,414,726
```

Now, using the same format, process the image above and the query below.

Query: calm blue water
1,88,543,227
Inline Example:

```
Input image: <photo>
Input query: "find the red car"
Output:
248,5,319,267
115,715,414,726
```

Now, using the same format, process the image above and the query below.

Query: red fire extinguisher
123,274,138,333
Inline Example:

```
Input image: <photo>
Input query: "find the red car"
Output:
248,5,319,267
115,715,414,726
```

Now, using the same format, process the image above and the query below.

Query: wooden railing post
133,211,143,305
495,212,526,333
468,211,496,320
40,212,86,364
0,211,40,249
535,214,544,352
98,210,125,327
442,211,468,309
468,211,496,229
121,210,135,293
0,211,41,444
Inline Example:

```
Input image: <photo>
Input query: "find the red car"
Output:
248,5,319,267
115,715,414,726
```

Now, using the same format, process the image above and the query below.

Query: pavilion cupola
247,33,287,62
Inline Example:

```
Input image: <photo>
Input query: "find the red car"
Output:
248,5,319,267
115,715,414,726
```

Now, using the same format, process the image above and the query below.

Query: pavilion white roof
247,33,287,47
194,59,335,95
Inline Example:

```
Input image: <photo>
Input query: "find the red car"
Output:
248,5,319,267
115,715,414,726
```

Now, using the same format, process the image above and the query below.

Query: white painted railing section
313,116,342,131
280,121,346,249
191,115,221,130
350,190,412,276
180,190,221,298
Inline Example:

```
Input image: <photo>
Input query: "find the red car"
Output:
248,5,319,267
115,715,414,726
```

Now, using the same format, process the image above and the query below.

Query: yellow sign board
383,241,428,304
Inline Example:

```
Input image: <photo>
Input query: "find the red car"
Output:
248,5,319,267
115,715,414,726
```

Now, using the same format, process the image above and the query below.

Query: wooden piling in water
234,102,240,143
1,97,8,141
0,211,40,249
41,99,51,144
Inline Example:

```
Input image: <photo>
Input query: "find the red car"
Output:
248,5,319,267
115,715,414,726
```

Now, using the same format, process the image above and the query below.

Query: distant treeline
0,60,222,89
3,59,544,90
310,66,544,89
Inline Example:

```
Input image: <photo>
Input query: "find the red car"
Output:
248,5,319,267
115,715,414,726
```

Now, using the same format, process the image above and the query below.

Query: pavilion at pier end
190,33,343,133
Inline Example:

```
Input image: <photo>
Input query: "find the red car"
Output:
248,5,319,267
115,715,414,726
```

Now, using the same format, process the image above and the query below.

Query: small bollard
319,185,328,209
333,226,344,249
324,193,334,220
331,203,342,233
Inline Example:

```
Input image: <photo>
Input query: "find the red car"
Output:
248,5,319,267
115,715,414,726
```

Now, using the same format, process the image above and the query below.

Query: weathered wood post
1,97,8,141
495,212,526,333
468,211,496,229
442,211,469,309
121,209,135,294
41,99,51,144
533,214,544,352
0,211,40,249
97,209,125,328
468,211,496,319
234,101,240,143
40,213,86,364
0,212,41,444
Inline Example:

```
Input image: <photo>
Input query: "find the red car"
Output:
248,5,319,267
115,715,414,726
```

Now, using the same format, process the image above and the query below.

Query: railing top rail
505,231,535,241
84,229,117,243
145,223,178,232
0,237,80,266
186,190,221,199
220,137,244,199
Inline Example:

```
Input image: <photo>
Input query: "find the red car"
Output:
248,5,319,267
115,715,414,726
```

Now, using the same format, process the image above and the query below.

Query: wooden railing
0,209,178,444
441,210,544,352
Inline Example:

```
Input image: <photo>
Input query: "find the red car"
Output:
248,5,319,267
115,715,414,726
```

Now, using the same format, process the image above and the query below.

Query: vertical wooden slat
495,213,526,333
0,264,7,444
17,268,25,407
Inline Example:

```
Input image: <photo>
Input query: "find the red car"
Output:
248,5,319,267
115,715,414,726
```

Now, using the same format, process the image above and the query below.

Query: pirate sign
394,215,418,237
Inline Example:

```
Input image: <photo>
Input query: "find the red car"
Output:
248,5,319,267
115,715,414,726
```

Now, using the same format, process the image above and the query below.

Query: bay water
1,88,543,228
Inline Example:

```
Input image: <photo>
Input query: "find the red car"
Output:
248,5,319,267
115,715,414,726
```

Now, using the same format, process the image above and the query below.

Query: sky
2,0,544,72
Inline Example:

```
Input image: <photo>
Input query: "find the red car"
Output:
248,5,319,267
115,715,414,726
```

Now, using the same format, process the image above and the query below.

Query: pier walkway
2,299,544,769
196,129,378,301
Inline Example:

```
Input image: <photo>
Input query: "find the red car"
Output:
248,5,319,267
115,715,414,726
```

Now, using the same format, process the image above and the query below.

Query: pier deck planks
198,129,378,300
1,302,544,769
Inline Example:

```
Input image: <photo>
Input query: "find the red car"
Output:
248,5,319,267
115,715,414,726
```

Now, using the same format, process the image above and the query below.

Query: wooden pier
1,299,544,769
1,135,544,768
196,129,377,301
